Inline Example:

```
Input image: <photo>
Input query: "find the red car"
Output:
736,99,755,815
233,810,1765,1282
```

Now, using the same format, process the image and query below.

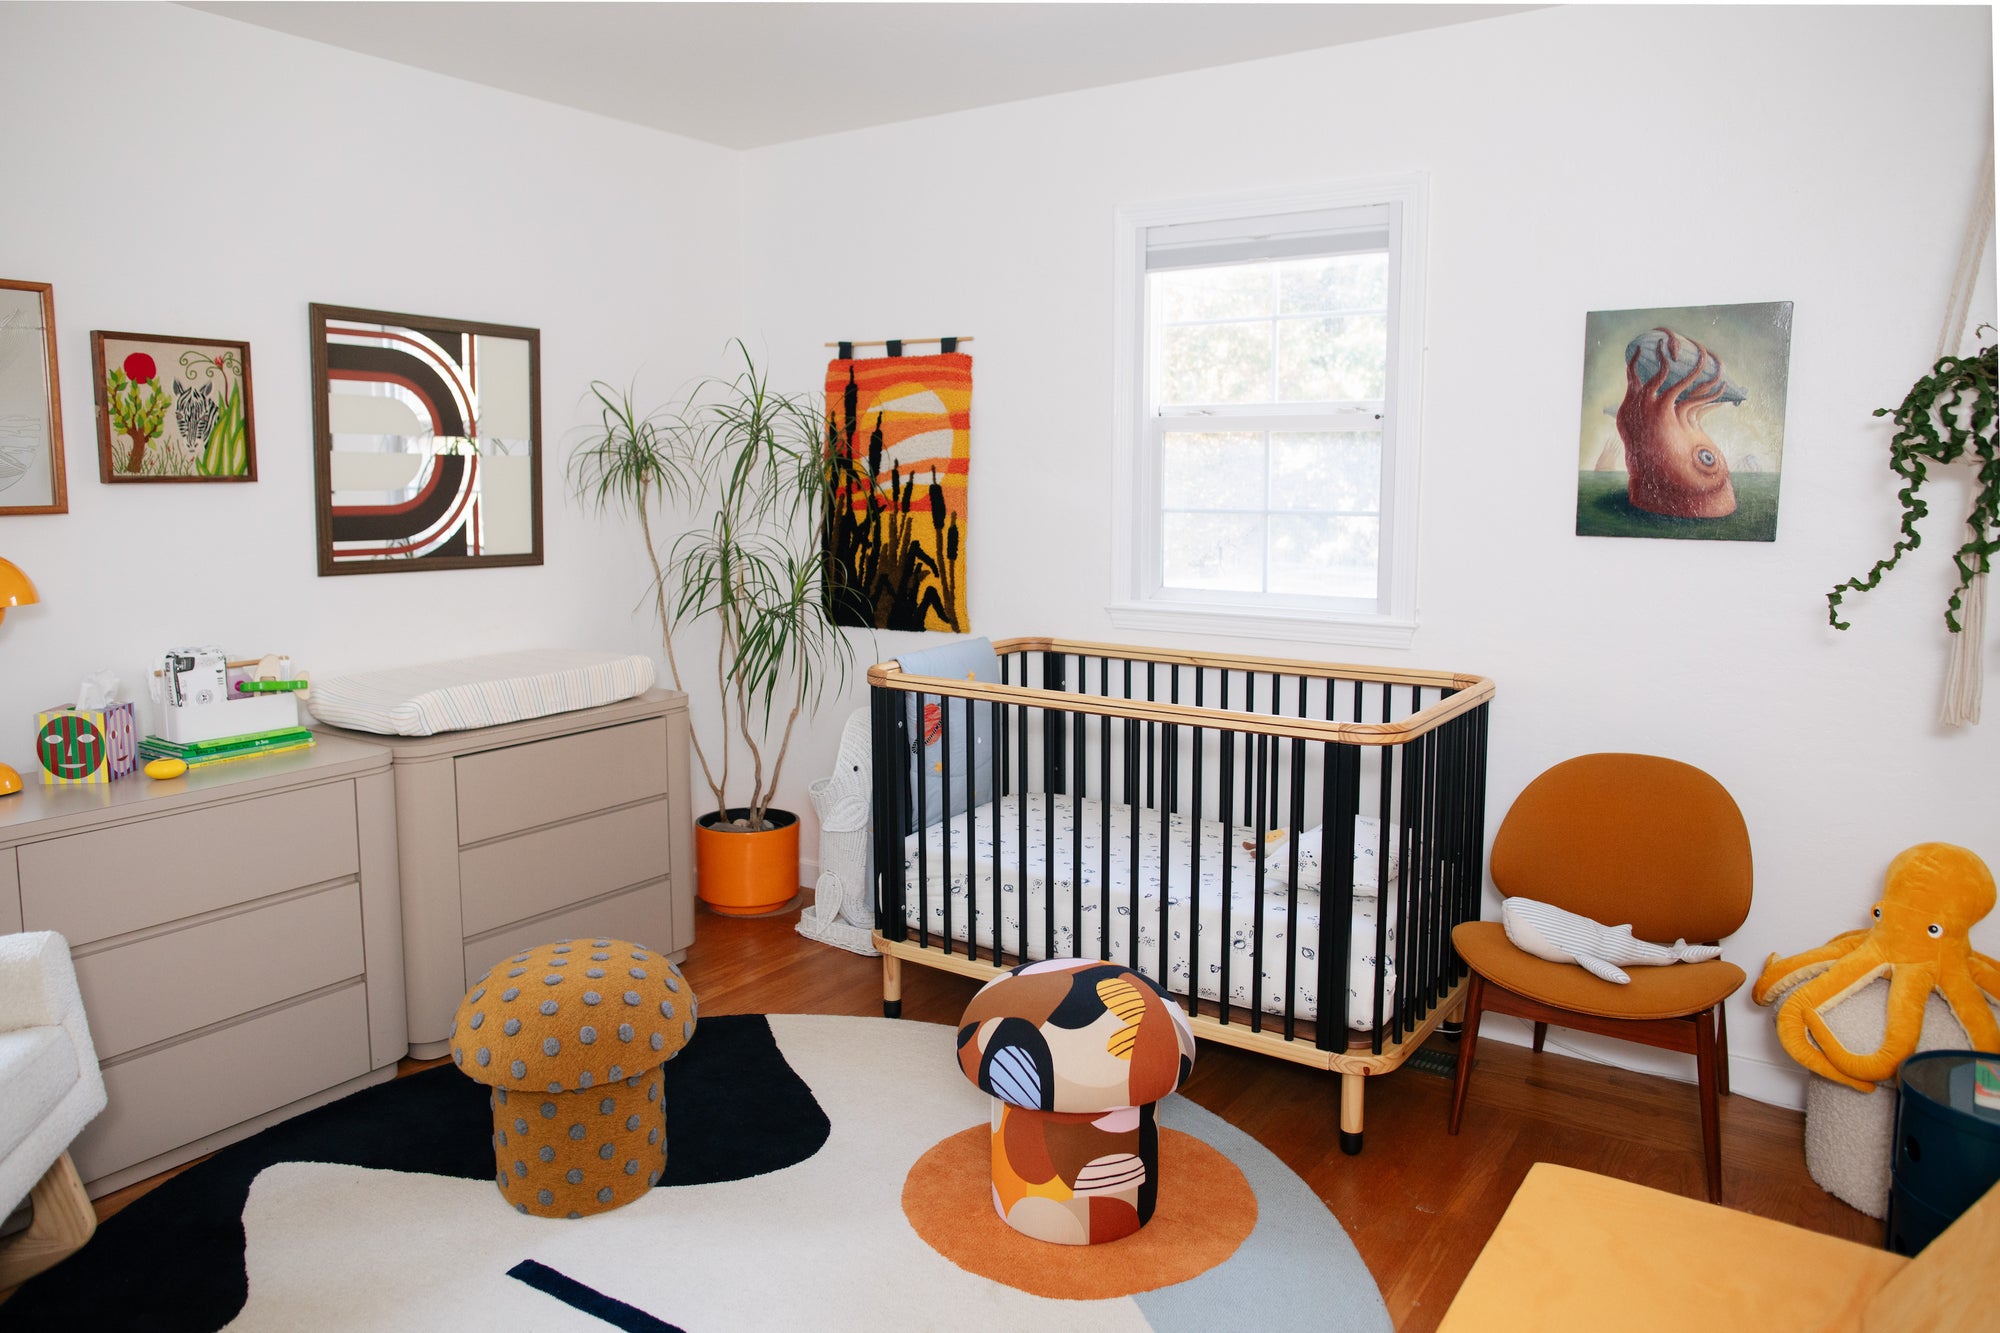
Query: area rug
2,1014,1387,1332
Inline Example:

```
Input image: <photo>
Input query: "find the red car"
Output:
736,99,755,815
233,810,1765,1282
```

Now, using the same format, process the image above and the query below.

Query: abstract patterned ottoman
955,959,1196,1244
451,938,697,1218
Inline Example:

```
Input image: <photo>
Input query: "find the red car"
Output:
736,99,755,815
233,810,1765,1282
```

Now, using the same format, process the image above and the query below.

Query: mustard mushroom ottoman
955,959,1196,1245
452,938,697,1218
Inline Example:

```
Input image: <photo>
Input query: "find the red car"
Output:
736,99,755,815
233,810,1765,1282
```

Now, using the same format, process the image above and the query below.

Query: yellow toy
143,757,188,780
1754,843,2000,1093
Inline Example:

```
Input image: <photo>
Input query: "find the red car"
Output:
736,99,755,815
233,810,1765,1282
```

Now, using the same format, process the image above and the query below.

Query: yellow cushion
1454,921,1745,1020
1437,1163,1906,1333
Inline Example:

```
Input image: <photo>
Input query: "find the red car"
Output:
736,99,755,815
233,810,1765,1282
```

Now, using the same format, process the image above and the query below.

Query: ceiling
188,2,1540,149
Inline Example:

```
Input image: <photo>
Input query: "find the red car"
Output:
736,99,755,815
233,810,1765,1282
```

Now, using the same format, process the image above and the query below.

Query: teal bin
1886,1050,2000,1255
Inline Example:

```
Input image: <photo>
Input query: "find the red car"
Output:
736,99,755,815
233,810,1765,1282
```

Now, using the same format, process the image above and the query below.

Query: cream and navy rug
2,1015,1387,1331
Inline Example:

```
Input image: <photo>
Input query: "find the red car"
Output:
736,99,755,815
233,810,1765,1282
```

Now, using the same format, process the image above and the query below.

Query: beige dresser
0,733,406,1195
316,689,695,1058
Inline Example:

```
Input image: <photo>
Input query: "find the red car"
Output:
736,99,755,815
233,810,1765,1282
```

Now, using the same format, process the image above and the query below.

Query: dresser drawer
454,719,668,845
72,883,365,1061
17,782,360,946
459,798,672,937
0,851,18,935
73,982,372,1184
463,879,677,983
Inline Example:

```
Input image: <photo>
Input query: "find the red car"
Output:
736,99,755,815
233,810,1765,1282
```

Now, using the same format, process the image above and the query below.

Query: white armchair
0,931,106,1289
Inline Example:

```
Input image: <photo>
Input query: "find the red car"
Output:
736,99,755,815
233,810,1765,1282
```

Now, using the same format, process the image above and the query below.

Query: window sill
1106,600,1418,650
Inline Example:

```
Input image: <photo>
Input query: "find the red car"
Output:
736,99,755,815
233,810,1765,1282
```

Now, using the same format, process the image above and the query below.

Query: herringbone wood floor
88,900,1881,1330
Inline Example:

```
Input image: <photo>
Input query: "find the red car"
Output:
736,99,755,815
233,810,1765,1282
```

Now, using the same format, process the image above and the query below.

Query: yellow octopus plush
1754,842,2000,1094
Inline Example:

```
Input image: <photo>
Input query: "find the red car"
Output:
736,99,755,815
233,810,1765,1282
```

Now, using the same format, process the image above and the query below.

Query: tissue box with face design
35,701,138,784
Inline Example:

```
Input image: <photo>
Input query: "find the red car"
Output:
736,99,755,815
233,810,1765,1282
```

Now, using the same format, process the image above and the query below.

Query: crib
869,637,1494,1153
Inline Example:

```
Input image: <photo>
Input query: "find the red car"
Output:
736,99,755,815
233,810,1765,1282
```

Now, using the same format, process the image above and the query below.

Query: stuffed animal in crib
1502,897,1722,984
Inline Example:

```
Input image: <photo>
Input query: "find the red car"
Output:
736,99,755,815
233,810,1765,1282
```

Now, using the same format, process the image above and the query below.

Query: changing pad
305,650,657,737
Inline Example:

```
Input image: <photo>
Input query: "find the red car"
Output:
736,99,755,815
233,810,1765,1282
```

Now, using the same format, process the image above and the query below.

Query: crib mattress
901,793,1400,1030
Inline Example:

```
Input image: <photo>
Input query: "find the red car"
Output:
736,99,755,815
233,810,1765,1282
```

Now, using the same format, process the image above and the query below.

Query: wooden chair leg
1531,1021,1548,1053
881,953,903,1019
1694,1007,1723,1203
1448,972,1486,1135
1715,999,1731,1097
0,1151,97,1291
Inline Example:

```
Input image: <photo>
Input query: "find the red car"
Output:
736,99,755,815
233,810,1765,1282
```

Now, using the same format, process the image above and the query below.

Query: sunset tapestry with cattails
823,352,971,631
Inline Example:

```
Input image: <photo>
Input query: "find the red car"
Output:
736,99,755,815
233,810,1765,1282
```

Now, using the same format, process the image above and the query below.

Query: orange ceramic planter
695,808,800,916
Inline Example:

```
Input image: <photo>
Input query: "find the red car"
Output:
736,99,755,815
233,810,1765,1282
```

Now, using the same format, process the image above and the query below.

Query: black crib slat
1158,723,1175,990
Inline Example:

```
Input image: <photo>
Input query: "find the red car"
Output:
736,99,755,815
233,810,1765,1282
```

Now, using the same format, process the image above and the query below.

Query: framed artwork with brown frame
0,279,68,515
91,331,257,483
309,303,543,577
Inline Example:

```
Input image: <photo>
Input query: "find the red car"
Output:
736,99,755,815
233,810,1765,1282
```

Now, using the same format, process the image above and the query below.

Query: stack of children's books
137,726,315,770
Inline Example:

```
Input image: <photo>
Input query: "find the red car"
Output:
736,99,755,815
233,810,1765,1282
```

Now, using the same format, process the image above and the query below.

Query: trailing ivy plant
1827,337,1998,632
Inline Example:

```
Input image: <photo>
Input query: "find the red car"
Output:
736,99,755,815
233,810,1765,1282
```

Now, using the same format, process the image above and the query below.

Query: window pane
1164,512,1263,591
1269,514,1378,598
1276,314,1387,402
1162,321,1272,405
1269,432,1380,512
1153,266,1272,322
1279,253,1388,315
1163,432,1265,509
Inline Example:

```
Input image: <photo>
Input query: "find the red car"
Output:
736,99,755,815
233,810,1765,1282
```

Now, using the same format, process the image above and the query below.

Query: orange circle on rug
902,1125,1258,1300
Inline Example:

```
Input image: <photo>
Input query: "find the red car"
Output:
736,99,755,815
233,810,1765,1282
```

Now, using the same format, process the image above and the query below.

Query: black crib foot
1440,1020,1463,1042
1339,1130,1363,1156
883,1000,902,1019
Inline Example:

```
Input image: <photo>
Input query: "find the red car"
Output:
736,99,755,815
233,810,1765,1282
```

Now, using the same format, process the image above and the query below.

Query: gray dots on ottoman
660,1001,675,1019
544,974,564,986
515,1118,528,1134
577,1071,593,1089
508,968,526,979
599,1142,616,1160
511,1060,528,1080
569,1124,587,1141
539,1146,555,1164
630,968,648,980
496,1088,508,1105
583,991,602,1005
650,1032,665,1051
618,1024,635,1042
648,1127,660,1145
579,1026,598,1045
471,986,486,1003
469,1011,485,1029
624,1160,641,1176
516,1203,527,1214
502,988,520,1002
623,991,641,1006
504,1018,521,1036
540,1101,557,1119
540,1000,560,1016
566,1169,584,1185
663,973,680,994
600,1097,616,1114
513,1161,528,1178
542,1036,561,1057
547,1081,563,1094
625,1114,641,1131
597,1187,615,1204
538,1189,554,1207
495,1131,507,1147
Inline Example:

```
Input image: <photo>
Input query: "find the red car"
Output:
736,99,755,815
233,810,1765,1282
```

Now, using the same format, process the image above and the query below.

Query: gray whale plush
1501,897,1721,984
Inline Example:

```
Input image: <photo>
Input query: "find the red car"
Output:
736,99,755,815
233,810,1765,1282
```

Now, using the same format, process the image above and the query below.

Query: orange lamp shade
0,557,37,624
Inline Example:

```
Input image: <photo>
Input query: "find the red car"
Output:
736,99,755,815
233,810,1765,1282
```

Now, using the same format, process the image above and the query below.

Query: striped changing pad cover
305,650,657,736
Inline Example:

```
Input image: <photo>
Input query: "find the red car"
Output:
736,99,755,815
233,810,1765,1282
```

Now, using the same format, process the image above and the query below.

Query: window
1111,178,1426,648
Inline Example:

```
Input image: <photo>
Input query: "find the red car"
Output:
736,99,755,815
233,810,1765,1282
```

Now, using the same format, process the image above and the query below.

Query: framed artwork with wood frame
309,303,543,577
0,279,67,515
91,331,257,483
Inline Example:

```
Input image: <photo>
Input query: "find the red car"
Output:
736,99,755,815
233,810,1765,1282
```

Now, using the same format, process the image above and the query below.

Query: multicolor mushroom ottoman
451,938,696,1218
955,959,1196,1245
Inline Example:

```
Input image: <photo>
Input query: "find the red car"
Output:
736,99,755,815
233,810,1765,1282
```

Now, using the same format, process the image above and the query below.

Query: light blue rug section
1142,1096,1391,1333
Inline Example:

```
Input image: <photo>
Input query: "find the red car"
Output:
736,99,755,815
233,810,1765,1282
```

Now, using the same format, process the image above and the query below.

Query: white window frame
1109,175,1428,649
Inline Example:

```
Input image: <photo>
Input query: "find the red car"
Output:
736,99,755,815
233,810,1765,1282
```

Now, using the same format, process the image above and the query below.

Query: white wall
0,2,742,737
738,5,1999,1108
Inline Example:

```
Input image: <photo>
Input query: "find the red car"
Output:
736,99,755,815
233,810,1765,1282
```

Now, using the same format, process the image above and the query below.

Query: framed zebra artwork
90,329,257,484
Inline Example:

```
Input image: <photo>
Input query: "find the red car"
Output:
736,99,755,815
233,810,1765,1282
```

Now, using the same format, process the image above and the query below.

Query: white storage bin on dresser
0,733,407,1196
315,689,695,1058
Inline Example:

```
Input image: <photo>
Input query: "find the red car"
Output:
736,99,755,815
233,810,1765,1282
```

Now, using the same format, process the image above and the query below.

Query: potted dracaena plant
570,340,858,914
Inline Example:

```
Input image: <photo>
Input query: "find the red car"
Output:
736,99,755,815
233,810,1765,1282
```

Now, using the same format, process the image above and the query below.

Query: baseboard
1474,1014,1808,1112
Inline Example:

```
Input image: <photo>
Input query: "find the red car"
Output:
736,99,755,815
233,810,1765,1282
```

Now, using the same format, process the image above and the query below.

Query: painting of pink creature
1576,301,1793,541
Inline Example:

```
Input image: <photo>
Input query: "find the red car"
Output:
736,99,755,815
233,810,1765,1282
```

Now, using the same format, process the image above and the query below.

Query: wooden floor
87,901,1881,1330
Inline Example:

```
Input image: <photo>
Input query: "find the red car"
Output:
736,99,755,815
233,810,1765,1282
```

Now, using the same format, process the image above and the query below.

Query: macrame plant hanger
1938,136,1994,726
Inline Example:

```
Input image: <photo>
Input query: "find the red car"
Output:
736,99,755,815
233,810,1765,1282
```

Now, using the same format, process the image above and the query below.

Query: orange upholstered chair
1448,754,1753,1201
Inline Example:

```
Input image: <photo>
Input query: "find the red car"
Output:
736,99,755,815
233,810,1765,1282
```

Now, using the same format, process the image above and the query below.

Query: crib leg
1339,1072,1365,1156
882,954,903,1019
